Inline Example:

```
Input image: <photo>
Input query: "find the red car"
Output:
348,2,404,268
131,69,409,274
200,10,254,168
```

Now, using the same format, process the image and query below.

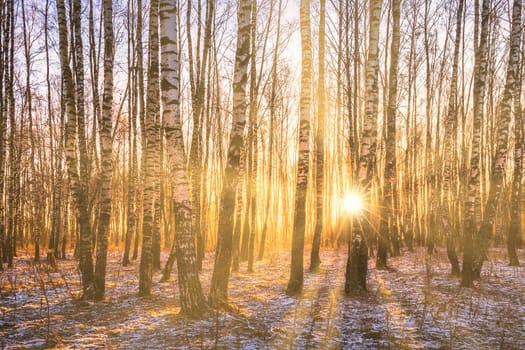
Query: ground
1,247,524,349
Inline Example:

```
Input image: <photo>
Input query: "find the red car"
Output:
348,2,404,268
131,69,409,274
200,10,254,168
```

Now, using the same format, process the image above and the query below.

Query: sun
341,192,364,214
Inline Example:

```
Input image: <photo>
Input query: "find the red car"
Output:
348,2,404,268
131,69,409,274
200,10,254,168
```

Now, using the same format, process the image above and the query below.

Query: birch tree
6,0,15,268
508,49,523,267
139,0,160,296
93,0,115,301
286,0,312,296
187,0,215,270
310,0,325,273
0,0,6,270
56,0,94,298
209,0,252,308
461,0,491,287
345,0,382,293
473,0,522,278
377,0,400,270
160,0,207,317
441,0,464,276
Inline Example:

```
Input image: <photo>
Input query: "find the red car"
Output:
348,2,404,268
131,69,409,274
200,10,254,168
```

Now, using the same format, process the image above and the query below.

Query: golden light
341,192,364,215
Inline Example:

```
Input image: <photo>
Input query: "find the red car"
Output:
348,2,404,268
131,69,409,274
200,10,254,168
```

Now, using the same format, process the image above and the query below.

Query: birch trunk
462,0,491,287
310,0,325,273
377,0,400,270
139,0,160,296
0,1,6,269
472,0,522,278
345,0,382,293
286,0,312,296
508,94,522,266
442,0,464,276
160,0,207,317
246,0,258,272
56,0,94,298
209,0,251,308
94,0,115,301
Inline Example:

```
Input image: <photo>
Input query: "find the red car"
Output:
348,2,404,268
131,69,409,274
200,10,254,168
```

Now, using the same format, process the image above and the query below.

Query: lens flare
341,192,364,214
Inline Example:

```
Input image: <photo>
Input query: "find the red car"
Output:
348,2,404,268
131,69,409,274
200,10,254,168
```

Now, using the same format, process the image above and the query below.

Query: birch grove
1,0,524,323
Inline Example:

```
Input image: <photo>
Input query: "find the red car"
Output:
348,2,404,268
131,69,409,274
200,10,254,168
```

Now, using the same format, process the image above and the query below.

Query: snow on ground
1,247,525,349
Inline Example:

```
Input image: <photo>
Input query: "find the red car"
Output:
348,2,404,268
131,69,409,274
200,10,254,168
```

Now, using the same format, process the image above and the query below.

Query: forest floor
1,247,525,349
